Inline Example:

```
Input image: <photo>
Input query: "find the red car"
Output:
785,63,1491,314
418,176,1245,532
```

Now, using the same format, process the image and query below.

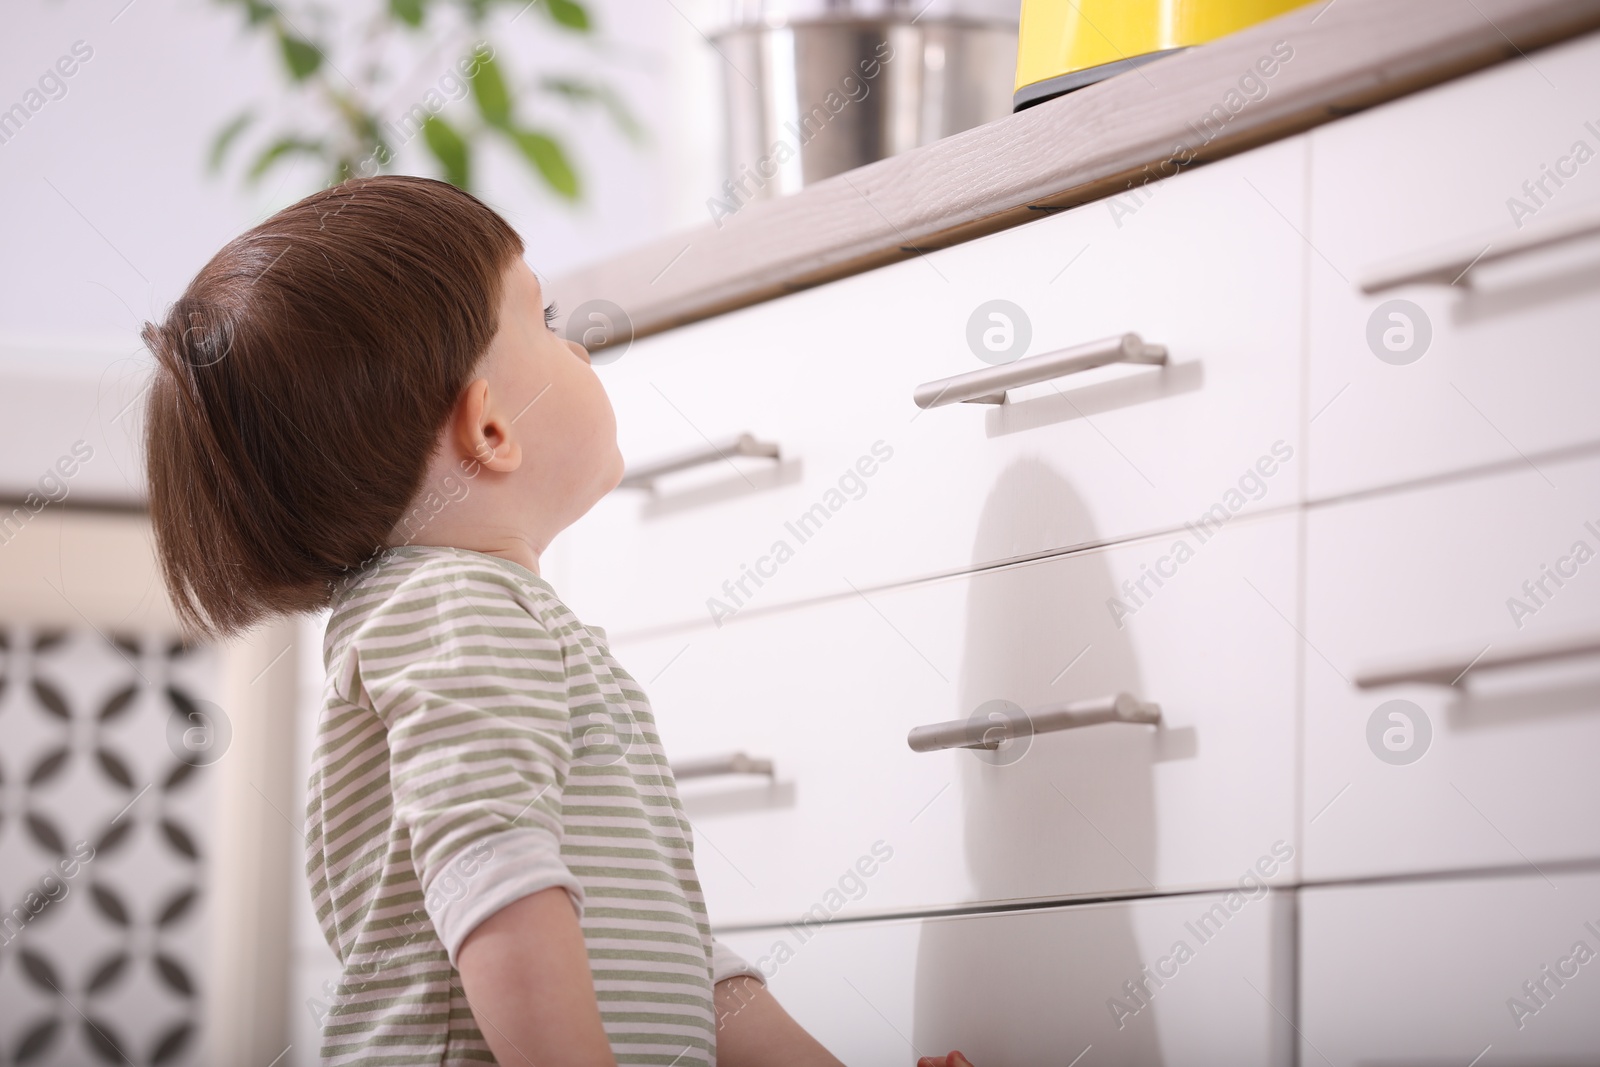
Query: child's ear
452,378,522,472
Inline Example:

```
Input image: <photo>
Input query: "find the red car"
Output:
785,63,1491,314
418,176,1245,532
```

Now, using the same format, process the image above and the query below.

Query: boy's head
143,176,620,637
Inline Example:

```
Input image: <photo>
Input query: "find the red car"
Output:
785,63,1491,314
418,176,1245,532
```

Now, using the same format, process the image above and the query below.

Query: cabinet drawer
718,890,1295,1066
608,512,1298,928
1300,871,1600,1066
1303,453,1600,881
1307,31,1600,501
551,137,1305,634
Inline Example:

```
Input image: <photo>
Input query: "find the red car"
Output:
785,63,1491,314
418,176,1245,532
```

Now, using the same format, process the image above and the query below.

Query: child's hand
917,1053,976,1067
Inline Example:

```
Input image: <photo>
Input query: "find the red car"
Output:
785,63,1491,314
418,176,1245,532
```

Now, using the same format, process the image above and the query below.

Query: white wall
0,0,725,499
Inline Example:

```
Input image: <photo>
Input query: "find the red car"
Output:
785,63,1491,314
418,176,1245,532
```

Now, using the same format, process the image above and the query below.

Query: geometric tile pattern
0,627,218,1066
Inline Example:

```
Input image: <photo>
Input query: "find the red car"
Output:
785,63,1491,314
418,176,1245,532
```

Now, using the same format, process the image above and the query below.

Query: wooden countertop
550,0,1600,342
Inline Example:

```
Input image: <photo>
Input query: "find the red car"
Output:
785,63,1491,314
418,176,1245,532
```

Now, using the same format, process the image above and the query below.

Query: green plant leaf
422,116,471,188
277,31,323,81
326,89,384,150
334,144,388,183
208,110,256,172
510,128,578,199
540,76,645,144
470,54,513,129
545,0,591,31
389,0,426,26
245,136,325,182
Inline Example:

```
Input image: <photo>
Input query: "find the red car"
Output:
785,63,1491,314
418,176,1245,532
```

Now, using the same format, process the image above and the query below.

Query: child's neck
394,507,546,578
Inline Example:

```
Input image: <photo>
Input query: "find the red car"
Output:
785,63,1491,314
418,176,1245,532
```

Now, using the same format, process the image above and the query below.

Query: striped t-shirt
305,545,757,1065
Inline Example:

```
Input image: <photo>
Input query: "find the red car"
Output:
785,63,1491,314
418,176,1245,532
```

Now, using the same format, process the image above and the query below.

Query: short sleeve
353,557,582,965
711,938,766,985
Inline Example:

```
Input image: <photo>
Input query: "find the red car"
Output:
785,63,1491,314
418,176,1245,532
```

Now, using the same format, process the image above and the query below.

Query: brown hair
142,175,524,637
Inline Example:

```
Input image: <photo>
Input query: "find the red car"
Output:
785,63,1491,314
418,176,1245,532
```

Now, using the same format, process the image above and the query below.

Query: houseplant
209,0,642,199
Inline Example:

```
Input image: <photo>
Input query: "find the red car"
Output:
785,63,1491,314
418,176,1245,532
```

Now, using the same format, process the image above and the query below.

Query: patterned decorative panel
0,627,218,1067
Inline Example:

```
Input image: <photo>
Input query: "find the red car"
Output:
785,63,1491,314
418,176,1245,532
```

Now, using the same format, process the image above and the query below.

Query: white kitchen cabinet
609,511,1298,929
1302,452,1600,882
718,889,1296,1067
530,24,1600,1059
1307,31,1600,502
1300,870,1600,1066
554,136,1306,636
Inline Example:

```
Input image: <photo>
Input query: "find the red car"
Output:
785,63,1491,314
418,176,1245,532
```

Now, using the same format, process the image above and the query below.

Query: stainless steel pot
711,16,1017,203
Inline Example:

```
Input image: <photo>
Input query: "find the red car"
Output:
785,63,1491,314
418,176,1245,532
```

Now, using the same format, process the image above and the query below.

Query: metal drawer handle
913,333,1167,409
1362,200,1600,293
1355,630,1600,689
617,433,781,491
672,752,776,780
907,693,1162,753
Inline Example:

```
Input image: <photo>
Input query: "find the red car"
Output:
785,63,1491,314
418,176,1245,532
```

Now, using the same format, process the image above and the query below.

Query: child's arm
713,976,845,1066
713,976,977,1067
457,887,617,1067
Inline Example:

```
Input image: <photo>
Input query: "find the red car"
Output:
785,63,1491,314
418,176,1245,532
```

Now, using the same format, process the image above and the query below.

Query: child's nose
566,338,591,365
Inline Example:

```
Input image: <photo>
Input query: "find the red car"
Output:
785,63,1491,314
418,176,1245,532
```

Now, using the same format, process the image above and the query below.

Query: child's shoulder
334,543,526,602
325,545,562,654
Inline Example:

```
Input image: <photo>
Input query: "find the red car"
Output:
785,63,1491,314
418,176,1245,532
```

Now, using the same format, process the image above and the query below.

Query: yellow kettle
1015,0,1316,109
